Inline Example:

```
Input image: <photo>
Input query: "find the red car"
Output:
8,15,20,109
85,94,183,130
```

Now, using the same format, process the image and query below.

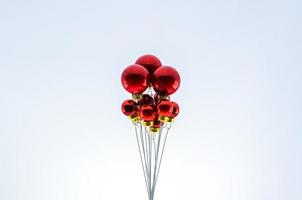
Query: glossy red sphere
157,99,174,117
152,66,181,95
121,64,150,94
138,94,154,106
135,54,162,74
170,101,180,118
152,119,163,128
140,105,157,121
121,99,138,116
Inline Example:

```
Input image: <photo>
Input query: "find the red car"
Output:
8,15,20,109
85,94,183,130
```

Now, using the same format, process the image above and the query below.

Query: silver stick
153,126,170,191
150,127,163,198
139,123,149,189
135,124,150,197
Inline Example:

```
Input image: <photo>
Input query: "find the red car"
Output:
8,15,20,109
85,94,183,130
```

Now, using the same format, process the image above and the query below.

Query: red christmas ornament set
121,54,181,130
120,54,181,200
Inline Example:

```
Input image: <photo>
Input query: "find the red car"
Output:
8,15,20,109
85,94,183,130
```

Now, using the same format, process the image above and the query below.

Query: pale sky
0,0,301,200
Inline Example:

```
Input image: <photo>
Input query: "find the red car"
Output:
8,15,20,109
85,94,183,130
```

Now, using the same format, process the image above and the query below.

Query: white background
0,0,301,199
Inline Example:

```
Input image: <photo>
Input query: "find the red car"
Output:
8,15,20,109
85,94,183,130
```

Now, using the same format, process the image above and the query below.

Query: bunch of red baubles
121,54,181,133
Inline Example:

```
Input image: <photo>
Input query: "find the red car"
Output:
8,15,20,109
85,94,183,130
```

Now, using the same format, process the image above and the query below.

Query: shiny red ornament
138,94,154,106
121,99,138,117
152,66,181,95
121,64,150,94
157,99,174,117
169,102,180,118
140,104,157,122
152,119,163,128
135,54,162,74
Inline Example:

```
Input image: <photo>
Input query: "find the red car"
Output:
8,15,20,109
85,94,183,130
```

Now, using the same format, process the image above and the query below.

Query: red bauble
121,99,138,116
152,66,181,95
140,105,157,121
135,54,162,74
121,64,150,94
138,94,154,106
170,102,180,118
152,119,163,128
157,99,174,117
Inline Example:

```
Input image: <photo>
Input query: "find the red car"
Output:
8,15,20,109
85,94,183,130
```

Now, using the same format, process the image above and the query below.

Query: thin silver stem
144,126,152,200
144,127,149,169
144,125,152,199
153,127,170,190
140,123,149,186
150,127,162,198
135,124,150,197
148,128,152,200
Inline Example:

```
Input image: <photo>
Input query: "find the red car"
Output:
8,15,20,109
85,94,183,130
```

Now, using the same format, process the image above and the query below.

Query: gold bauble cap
164,116,174,123
142,121,153,126
150,127,160,133
132,93,142,100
